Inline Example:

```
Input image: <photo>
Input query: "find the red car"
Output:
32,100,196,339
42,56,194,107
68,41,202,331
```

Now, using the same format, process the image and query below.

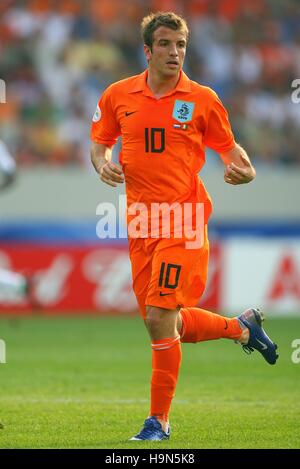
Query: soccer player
0,139,33,303
90,12,278,441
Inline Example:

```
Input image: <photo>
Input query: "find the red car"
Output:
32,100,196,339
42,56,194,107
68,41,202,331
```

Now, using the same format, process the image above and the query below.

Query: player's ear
144,44,152,61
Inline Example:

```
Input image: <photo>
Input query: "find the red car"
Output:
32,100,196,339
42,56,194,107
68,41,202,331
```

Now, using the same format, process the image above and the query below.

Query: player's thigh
128,237,152,319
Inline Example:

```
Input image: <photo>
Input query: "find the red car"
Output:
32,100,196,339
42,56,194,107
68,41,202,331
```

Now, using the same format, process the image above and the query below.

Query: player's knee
145,305,178,339
145,306,164,334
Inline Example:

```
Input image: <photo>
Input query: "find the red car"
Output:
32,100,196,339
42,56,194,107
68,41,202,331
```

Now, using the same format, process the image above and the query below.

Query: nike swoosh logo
256,339,268,350
125,111,137,116
159,292,172,296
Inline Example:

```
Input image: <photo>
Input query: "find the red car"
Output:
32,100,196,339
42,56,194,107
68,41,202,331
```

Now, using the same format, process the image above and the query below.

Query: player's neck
147,68,180,99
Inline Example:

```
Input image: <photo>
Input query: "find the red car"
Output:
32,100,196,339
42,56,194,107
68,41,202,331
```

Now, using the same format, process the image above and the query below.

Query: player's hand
224,154,256,185
99,161,124,187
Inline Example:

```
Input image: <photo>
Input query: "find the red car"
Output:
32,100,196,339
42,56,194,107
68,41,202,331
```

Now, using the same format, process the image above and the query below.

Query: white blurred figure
0,139,16,191
0,140,33,304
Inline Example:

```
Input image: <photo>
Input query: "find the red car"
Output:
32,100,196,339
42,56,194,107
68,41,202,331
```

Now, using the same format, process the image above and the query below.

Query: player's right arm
91,142,124,188
90,85,123,188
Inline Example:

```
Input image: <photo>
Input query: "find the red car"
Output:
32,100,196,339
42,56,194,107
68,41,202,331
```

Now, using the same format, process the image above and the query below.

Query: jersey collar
129,69,191,97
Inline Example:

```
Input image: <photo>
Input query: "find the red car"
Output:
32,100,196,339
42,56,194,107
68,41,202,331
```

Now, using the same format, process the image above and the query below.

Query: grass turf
0,315,299,448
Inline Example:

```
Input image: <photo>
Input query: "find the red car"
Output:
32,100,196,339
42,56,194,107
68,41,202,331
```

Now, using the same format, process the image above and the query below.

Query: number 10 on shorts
159,262,181,289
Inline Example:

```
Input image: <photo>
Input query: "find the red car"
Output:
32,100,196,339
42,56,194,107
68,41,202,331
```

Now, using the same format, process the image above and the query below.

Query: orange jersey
91,70,235,231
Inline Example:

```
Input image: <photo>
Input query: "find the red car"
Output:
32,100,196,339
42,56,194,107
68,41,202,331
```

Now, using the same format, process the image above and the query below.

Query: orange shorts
128,227,209,319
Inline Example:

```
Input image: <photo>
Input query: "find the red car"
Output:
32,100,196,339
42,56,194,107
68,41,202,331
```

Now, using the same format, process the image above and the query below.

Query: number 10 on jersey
145,128,165,153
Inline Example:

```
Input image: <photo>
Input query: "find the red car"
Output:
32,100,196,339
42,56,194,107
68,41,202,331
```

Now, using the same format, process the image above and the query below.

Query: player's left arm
220,143,256,185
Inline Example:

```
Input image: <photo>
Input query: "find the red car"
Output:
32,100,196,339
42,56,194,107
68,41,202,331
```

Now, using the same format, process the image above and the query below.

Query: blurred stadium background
0,0,300,449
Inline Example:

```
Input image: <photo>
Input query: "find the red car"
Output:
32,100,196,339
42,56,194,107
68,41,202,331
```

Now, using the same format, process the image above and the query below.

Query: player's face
144,26,187,77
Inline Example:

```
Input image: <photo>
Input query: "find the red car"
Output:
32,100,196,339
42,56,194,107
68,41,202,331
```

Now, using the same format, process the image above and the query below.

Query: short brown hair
141,11,189,49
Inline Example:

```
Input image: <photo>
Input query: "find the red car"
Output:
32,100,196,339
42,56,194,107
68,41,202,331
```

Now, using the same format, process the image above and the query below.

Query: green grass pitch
0,315,299,448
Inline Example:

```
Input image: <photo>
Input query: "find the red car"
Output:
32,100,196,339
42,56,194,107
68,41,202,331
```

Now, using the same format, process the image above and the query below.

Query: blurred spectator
0,0,299,167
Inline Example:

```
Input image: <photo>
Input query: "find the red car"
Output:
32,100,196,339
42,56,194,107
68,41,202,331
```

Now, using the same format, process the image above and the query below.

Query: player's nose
169,44,179,56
